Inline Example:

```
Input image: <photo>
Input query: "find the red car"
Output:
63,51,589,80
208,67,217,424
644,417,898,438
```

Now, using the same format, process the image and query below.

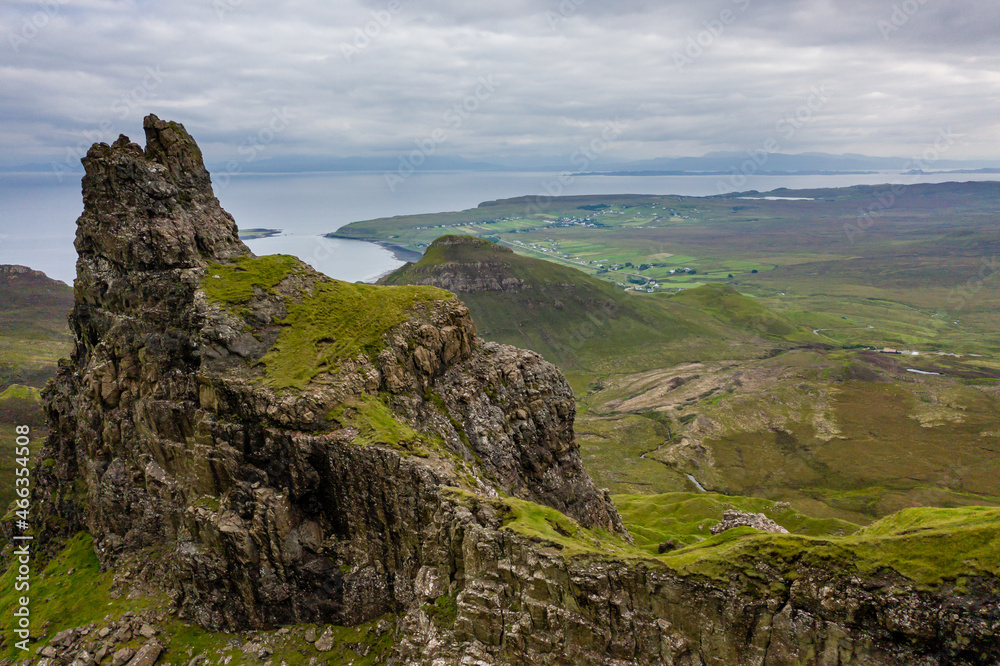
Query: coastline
327,234,424,263
365,266,402,284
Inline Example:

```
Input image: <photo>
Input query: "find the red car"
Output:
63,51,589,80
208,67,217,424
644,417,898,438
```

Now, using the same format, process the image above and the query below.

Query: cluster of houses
554,216,600,228
412,216,525,232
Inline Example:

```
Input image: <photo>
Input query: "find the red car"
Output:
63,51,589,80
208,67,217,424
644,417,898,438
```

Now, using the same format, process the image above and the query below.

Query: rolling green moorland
1,181,998,658
0,267,73,512
365,182,1000,525
336,182,1000,356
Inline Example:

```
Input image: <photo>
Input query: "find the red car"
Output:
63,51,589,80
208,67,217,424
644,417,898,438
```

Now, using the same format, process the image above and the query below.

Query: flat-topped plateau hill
380,235,812,381
2,117,998,665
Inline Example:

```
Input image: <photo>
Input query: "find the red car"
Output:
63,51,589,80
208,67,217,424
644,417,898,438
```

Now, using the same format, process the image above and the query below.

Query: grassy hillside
669,284,812,342
4,498,997,658
0,266,71,517
0,385,46,512
380,236,811,380
614,491,861,549
340,186,1000,526
0,265,74,390
334,182,1000,356
579,348,1000,524
0,533,398,662
203,254,452,389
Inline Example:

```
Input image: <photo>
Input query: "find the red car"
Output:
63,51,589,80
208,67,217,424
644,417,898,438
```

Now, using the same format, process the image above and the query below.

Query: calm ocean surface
1,170,997,285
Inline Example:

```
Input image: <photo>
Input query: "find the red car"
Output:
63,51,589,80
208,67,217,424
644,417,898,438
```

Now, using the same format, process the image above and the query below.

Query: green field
335,182,1000,357
0,268,72,516
381,236,819,380
349,184,1000,526
0,267,73,390
1,180,997,656
4,498,997,659
579,348,1000,524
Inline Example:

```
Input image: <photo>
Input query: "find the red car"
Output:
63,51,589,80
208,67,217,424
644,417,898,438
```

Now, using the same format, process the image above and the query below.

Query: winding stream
686,474,708,493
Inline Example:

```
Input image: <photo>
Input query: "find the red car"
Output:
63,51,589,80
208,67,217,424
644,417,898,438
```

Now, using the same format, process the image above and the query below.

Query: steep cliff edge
34,115,624,630
25,117,1000,665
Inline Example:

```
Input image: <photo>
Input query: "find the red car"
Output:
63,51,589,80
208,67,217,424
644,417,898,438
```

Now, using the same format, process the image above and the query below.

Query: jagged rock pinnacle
143,113,213,191
76,114,248,270
27,115,1000,664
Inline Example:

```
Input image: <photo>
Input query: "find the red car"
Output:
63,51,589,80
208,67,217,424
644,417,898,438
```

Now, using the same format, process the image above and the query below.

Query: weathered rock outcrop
393,500,1000,665
35,115,623,630
31,116,1000,665
710,510,790,536
388,237,531,293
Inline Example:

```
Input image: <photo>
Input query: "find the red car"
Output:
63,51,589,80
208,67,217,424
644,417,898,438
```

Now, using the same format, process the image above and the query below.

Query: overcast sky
2,0,998,169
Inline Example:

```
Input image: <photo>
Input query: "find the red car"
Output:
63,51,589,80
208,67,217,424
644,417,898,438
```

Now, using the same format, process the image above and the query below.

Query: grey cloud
0,0,997,169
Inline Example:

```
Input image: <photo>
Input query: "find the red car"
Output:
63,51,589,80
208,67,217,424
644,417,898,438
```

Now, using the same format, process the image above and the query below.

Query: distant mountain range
5,151,999,175
576,152,1000,175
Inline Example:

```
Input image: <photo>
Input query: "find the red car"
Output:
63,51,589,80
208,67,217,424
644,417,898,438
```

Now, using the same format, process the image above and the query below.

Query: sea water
2,169,998,285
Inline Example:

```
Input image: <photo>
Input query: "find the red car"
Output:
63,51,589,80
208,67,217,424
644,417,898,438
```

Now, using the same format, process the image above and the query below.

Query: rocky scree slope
25,116,1000,665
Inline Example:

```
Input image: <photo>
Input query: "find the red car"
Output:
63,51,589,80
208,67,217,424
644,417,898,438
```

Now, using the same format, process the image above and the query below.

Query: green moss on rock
614,492,861,551
0,384,42,402
201,254,454,389
327,393,442,457
328,394,419,446
485,492,1000,591
424,594,458,630
0,532,398,663
201,254,303,304
193,496,221,512
498,496,642,559
0,533,156,658
263,279,452,389
664,505,1000,590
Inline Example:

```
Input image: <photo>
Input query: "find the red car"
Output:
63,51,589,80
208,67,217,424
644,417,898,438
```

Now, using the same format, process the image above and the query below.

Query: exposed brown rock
35,115,624,632
30,116,1000,665
710,509,790,535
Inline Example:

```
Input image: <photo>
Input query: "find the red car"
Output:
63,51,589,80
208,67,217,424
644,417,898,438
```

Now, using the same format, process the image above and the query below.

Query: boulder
710,509,790,535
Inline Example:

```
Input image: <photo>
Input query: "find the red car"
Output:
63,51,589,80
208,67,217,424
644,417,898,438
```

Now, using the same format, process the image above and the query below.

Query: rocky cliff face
387,237,532,293
32,116,1000,665
35,115,624,630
